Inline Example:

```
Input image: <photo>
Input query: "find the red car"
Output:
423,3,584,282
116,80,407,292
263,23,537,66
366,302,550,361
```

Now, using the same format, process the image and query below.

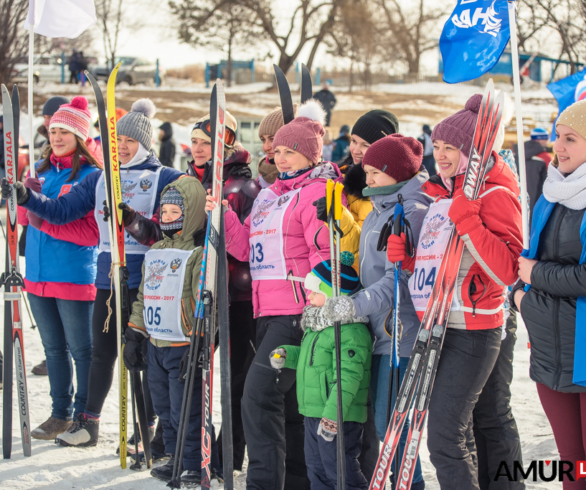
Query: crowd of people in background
1,81,585,490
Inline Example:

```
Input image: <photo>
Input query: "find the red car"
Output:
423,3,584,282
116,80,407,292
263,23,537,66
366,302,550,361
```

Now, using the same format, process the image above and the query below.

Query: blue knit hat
304,252,360,298
531,127,549,141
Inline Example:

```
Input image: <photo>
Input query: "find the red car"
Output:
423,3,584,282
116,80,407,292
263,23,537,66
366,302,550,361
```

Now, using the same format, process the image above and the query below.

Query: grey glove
323,296,356,324
269,348,287,369
1,179,29,205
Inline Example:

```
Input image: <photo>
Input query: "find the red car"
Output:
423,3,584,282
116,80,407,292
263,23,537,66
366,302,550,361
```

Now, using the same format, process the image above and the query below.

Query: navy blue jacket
22,152,183,289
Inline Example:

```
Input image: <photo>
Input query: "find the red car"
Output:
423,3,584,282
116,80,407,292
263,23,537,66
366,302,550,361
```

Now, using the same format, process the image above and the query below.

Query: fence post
155,59,161,87
316,68,321,85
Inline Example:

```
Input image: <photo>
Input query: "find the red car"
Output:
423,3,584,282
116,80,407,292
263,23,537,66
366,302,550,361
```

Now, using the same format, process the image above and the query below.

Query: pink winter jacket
225,163,342,318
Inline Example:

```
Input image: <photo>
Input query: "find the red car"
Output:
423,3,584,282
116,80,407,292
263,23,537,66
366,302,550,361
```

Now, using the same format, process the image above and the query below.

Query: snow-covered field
0,226,562,489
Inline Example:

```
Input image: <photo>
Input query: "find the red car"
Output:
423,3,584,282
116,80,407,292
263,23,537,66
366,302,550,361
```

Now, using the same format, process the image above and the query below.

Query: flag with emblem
440,0,512,84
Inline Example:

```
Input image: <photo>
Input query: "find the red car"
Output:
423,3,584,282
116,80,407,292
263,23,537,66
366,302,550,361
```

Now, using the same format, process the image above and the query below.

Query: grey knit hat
117,99,156,151
42,96,70,117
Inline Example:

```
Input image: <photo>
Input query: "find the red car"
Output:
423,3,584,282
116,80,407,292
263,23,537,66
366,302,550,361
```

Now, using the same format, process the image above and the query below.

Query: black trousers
217,300,257,471
473,315,524,490
85,288,156,423
242,314,310,490
358,398,379,482
427,327,501,490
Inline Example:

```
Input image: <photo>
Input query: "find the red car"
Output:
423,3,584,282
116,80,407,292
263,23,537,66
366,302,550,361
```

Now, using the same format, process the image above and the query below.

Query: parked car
12,54,98,84
12,55,65,83
90,57,161,85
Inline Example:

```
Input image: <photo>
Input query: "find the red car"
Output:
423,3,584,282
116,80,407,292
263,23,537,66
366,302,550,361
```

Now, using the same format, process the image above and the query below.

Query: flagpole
28,0,35,178
508,0,529,248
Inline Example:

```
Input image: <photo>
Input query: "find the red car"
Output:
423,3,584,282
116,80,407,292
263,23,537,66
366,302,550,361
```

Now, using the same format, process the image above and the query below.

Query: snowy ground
0,222,562,489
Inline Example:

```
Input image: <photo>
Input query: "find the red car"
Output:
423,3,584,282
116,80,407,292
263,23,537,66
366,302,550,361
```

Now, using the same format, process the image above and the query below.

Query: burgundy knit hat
50,96,92,141
431,94,482,157
272,100,326,164
362,134,422,183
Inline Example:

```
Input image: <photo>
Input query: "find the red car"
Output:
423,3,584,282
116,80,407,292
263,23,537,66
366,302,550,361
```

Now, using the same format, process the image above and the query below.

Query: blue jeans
28,293,93,420
370,355,423,484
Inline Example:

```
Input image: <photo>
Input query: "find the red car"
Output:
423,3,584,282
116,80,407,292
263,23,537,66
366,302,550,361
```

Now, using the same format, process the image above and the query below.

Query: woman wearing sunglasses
4,99,184,448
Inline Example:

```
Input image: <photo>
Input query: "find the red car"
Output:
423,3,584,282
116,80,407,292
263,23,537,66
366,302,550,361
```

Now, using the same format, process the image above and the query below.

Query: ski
1,84,31,459
273,65,295,124
301,64,313,104
201,79,227,490
368,80,503,490
167,80,227,489
218,210,233,488
86,68,152,469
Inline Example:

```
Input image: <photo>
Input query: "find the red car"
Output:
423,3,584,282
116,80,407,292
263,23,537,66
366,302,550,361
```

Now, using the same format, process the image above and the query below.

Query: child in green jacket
270,252,372,490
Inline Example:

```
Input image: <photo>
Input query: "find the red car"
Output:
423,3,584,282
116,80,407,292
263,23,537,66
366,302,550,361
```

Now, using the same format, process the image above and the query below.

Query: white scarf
542,162,586,210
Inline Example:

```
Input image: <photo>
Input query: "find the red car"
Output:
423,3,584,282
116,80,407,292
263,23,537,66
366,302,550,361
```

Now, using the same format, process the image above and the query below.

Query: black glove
102,200,110,222
123,328,149,373
178,346,203,382
119,202,136,226
313,197,328,222
1,179,30,205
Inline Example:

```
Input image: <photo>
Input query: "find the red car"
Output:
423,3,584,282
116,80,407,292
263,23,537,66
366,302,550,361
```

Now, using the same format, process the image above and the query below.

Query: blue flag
547,67,586,141
440,0,512,84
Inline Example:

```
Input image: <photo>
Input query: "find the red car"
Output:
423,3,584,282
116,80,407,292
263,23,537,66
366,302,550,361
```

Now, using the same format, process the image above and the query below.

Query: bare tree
169,0,344,74
169,0,265,86
0,0,29,85
95,0,126,70
534,0,586,73
327,0,387,90
516,0,549,51
374,0,448,76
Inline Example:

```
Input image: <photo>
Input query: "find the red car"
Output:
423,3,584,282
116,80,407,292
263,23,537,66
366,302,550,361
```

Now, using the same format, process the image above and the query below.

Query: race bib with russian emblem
248,187,301,280
409,199,460,314
143,248,197,342
95,168,162,254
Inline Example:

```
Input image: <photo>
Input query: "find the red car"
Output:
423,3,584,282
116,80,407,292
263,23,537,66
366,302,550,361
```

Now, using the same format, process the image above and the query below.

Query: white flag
24,0,97,39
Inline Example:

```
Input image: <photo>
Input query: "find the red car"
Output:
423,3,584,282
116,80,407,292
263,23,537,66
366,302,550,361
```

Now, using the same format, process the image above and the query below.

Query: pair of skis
326,180,347,490
86,67,152,470
368,80,504,490
273,63,313,124
1,84,31,459
168,79,230,489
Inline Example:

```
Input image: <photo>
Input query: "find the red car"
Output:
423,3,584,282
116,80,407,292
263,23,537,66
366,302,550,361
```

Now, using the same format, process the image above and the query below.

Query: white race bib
409,199,460,313
95,168,162,254
248,187,301,280
142,248,197,342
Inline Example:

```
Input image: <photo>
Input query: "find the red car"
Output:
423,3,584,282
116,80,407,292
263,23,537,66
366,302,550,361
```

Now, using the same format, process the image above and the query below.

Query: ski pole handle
334,182,344,221
326,180,334,218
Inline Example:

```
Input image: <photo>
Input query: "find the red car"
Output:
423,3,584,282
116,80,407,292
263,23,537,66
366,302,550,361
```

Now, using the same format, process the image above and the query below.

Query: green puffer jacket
281,311,372,423
128,176,207,348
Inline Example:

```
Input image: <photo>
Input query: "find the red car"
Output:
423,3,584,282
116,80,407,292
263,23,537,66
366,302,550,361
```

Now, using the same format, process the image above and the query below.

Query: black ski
273,64,295,124
301,64,313,104
1,84,31,459
218,211,234,488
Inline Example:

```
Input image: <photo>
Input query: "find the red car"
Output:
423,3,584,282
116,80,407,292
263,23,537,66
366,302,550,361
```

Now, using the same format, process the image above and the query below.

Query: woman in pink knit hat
15,96,103,441
205,100,343,489
386,94,523,490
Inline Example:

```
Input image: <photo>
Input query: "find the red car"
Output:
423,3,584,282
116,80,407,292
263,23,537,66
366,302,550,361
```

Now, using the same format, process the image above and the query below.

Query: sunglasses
192,120,236,148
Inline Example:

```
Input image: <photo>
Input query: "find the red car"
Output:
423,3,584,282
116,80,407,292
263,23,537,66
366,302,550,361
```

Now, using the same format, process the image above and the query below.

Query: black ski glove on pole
102,200,110,222
313,197,328,222
119,202,136,226
123,328,149,373
1,179,30,205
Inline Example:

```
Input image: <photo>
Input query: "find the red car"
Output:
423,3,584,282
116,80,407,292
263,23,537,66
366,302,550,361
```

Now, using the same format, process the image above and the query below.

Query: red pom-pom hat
50,96,92,141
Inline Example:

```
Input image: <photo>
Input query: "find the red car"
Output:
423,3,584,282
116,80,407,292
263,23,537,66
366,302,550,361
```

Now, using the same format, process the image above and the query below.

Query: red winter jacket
416,152,523,330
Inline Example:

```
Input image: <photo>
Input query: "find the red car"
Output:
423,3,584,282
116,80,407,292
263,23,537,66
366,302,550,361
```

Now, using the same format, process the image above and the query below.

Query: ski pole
327,180,347,490
388,195,405,486
0,222,37,330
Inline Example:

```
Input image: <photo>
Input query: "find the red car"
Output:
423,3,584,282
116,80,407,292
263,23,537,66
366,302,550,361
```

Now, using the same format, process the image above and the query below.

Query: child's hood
160,176,206,242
